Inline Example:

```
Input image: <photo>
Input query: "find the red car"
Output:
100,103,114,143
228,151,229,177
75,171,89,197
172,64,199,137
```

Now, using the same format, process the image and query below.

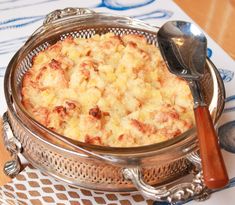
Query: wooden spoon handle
194,105,229,189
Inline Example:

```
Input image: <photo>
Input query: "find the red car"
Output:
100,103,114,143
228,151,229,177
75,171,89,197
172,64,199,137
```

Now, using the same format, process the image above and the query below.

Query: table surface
0,0,234,186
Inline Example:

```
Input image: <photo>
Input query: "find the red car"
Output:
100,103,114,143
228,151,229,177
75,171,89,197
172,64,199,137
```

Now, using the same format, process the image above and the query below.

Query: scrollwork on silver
123,168,170,201
2,112,22,177
186,151,201,169
43,7,95,26
3,156,21,178
123,165,209,203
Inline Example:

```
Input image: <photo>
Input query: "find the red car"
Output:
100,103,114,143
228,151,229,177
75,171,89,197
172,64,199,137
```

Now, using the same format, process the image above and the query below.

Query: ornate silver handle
2,112,22,178
123,153,210,203
43,7,95,26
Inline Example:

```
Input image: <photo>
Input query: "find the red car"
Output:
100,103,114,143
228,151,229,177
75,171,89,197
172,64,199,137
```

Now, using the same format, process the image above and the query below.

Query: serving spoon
157,21,229,189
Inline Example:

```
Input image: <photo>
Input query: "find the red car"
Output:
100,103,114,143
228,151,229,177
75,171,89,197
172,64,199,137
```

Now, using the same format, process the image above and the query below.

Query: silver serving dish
2,8,225,203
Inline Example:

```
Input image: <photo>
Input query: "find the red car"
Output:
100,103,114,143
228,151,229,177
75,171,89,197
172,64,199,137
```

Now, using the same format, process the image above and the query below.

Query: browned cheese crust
21,33,194,147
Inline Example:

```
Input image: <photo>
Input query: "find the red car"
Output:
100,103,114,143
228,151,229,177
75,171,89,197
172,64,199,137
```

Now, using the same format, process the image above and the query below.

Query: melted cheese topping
21,33,194,147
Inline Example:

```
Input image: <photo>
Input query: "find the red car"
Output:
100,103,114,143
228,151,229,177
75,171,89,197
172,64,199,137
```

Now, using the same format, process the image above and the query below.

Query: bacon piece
118,134,125,141
85,135,103,145
89,106,102,119
131,119,156,134
154,104,180,123
172,129,182,137
64,100,81,116
46,106,67,129
102,111,110,117
127,41,137,48
86,50,91,56
49,59,61,70
53,106,66,118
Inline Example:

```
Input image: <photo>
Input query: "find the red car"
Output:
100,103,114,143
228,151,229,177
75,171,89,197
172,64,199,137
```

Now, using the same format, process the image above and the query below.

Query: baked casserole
21,33,194,147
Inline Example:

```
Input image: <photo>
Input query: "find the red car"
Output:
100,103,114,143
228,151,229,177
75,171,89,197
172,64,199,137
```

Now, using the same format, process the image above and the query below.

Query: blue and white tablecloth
0,0,234,204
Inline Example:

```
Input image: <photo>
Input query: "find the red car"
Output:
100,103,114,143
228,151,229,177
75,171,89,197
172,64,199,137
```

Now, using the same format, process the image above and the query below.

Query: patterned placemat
1,0,235,204
0,165,153,205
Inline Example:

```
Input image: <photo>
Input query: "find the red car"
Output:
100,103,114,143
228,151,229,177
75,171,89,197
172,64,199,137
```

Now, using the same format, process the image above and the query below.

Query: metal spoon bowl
157,21,228,189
